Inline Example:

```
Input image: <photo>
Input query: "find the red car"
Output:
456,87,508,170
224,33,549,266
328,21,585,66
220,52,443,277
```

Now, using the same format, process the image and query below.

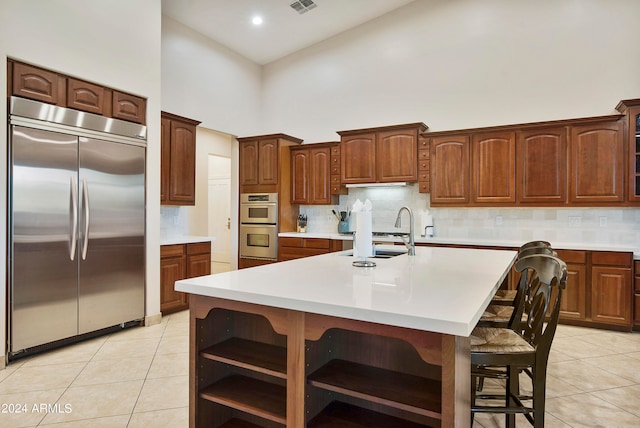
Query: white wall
161,16,263,136
0,0,162,366
262,0,640,141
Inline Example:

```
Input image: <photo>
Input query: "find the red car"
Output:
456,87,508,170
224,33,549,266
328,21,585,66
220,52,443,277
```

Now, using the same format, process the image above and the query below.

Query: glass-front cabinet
615,99,640,202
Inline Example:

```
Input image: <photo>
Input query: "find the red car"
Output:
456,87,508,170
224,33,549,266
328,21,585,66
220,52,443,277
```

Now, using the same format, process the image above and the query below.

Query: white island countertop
176,245,517,337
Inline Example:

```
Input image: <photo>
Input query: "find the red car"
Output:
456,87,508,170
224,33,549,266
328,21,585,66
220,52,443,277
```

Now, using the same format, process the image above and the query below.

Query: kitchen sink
370,249,406,258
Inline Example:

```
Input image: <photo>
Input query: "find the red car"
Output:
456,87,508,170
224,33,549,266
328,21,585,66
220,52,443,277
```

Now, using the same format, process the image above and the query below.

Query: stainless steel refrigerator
8,96,146,358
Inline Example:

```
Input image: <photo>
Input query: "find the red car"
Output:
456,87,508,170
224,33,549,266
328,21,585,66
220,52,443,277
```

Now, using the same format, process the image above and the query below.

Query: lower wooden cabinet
556,250,632,330
190,299,445,427
160,242,211,314
635,261,640,331
278,237,343,261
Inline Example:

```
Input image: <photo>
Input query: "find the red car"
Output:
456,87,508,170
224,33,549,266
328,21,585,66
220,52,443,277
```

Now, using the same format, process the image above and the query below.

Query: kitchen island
176,246,517,427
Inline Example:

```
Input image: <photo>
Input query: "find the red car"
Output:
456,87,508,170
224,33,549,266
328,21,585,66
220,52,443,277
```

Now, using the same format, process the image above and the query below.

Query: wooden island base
189,294,470,428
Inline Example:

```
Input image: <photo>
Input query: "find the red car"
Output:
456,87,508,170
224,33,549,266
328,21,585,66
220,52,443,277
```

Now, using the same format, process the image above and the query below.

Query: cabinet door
160,253,187,314
569,120,624,203
472,132,515,204
258,139,279,185
66,78,105,115
112,91,146,124
240,141,259,186
341,133,376,183
291,149,309,204
376,129,417,182
309,147,332,204
169,120,197,205
627,108,640,202
517,127,567,204
187,253,211,278
11,61,63,105
430,135,470,204
160,117,171,203
591,266,631,326
559,263,587,321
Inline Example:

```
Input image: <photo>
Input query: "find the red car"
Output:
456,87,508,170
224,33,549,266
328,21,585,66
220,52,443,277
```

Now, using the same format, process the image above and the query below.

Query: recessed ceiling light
252,16,263,25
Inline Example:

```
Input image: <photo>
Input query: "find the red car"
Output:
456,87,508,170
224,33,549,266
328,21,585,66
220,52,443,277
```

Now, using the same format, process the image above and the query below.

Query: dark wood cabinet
516,127,567,204
160,242,211,315
471,131,516,204
338,123,427,184
556,249,632,330
430,135,470,204
556,250,587,321
340,132,376,184
161,111,201,206
11,61,64,105
417,136,430,193
615,99,640,203
238,134,303,194
568,119,625,204
290,143,339,205
112,90,146,125
590,252,632,327
634,260,640,330
9,60,147,124
278,237,343,261
66,77,106,115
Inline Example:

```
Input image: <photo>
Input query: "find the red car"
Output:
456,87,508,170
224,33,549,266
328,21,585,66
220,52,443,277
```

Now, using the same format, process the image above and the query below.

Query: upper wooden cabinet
112,90,146,125
427,113,630,207
430,135,470,204
568,119,624,204
9,60,147,124
516,127,567,204
290,143,340,205
472,131,516,204
338,123,427,184
11,61,64,105
616,99,640,203
238,134,303,194
161,111,201,206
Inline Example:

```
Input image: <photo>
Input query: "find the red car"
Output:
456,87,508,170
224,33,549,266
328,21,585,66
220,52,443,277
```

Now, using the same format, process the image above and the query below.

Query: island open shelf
180,246,517,427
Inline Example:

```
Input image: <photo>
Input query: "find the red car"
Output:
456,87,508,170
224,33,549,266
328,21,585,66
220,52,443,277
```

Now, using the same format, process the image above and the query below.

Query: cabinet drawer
418,137,429,149
634,260,640,273
635,276,640,293
279,237,304,248
418,149,430,160
187,241,211,255
592,251,632,266
330,175,341,185
304,238,331,249
331,155,340,166
161,244,186,258
555,249,586,264
635,294,640,324
418,160,429,170
331,165,340,175
331,146,340,155
418,172,429,181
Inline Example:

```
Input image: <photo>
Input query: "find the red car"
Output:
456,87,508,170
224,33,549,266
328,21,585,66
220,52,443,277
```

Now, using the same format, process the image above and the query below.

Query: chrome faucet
394,206,415,256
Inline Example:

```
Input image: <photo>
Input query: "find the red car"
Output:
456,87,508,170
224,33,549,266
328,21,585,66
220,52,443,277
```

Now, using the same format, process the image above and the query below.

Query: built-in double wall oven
239,193,278,260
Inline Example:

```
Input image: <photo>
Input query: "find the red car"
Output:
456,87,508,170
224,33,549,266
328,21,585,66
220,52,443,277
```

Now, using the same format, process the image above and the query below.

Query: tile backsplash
300,184,640,247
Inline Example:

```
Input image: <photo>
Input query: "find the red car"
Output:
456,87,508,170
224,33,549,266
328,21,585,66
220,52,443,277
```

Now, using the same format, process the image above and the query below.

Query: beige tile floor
0,312,639,427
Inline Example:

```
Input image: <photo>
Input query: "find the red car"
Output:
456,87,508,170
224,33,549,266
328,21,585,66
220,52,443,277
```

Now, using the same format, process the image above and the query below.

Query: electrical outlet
569,216,581,226
495,215,503,226
599,216,607,227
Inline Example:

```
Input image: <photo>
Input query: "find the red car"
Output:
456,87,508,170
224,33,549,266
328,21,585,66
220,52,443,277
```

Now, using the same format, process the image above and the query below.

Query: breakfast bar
176,246,517,427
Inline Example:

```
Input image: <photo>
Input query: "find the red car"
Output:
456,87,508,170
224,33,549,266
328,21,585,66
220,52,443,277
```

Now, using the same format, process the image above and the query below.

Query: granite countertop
175,245,517,336
160,235,216,246
278,231,640,259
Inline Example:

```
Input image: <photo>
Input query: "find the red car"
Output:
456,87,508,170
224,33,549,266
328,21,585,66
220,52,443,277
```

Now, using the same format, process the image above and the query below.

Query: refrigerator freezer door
78,137,145,333
10,126,79,351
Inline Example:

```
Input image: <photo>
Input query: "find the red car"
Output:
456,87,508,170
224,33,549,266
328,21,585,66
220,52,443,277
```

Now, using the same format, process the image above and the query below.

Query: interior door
10,126,79,352
78,137,145,333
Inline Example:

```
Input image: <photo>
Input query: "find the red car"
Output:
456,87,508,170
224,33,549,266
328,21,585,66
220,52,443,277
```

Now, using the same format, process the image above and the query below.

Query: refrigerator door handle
81,177,90,260
69,176,78,261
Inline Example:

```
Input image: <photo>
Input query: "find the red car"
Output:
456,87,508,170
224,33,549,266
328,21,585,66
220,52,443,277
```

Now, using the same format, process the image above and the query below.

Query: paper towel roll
353,211,373,258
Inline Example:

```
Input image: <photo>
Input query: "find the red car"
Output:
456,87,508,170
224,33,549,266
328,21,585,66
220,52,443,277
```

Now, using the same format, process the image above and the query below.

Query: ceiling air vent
290,0,317,14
